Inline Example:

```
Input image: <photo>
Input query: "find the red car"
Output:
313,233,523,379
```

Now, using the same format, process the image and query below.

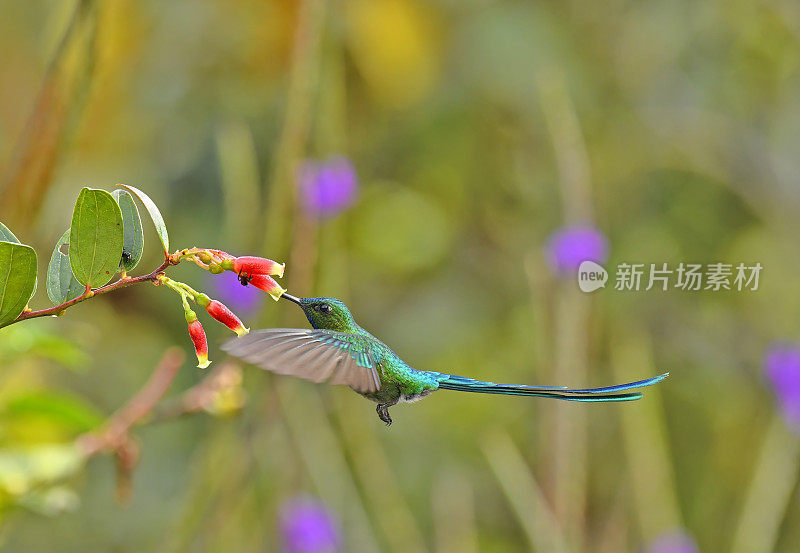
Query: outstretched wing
222,329,381,393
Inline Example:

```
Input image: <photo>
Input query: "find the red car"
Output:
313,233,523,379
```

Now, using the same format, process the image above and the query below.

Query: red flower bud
206,300,249,336
232,256,285,278
210,249,235,260
187,317,210,369
249,274,286,300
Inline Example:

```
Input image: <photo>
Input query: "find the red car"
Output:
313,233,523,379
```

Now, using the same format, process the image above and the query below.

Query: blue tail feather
548,372,669,394
434,372,668,402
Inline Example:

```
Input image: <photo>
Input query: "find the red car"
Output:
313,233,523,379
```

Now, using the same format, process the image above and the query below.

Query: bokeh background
1,0,800,551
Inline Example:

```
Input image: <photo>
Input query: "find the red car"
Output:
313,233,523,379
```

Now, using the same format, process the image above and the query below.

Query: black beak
280,292,302,305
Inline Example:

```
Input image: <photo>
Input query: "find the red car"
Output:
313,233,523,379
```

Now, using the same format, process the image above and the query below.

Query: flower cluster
176,249,287,300
764,343,800,432
159,250,286,368
209,271,264,316
648,531,699,553
225,256,286,300
545,225,609,275
298,156,358,219
280,495,341,553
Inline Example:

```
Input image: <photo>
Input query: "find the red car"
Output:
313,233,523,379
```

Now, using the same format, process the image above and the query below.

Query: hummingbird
222,294,668,426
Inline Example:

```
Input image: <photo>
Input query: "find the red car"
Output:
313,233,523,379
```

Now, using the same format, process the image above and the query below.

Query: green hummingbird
222,294,668,425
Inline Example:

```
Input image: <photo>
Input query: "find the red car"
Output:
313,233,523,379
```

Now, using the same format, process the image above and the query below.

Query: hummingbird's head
281,294,358,332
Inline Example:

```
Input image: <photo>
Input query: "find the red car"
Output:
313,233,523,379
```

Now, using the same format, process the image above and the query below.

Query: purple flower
299,156,358,218
280,496,341,553
208,271,264,317
545,225,609,275
648,531,699,553
764,343,800,430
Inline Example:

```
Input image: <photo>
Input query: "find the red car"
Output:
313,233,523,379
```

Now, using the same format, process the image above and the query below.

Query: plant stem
262,0,325,261
729,414,800,553
611,330,682,542
0,255,173,329
78,347,186,456
538,69,594,550
482,429,572,553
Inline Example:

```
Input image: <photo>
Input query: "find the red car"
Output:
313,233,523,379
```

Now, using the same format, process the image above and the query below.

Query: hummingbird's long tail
434,372,668,402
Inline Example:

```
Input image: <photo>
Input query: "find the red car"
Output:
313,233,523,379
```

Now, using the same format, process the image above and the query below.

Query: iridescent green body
224,296,668,425
346,332,442,405
298,298,443,405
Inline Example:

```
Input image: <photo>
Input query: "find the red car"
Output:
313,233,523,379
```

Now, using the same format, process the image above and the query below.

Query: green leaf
2,391,105,434
46,230,84,304
0,326,89,370
116,183,169,253
0,222,20,244
0,224,32,299
0,242,37,327
111,189,144,271
69,188,124,288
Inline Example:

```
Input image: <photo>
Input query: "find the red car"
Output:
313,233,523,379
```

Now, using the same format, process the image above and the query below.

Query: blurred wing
221,329,381,393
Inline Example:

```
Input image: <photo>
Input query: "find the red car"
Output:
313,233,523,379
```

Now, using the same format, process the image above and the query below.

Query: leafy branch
0,183,283,505
4,255,172,327
0,184,287,368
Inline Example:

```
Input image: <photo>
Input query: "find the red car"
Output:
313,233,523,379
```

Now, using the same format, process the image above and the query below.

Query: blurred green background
1,0,799,551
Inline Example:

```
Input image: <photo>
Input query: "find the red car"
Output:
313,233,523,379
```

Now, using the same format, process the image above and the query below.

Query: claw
376,404,393,426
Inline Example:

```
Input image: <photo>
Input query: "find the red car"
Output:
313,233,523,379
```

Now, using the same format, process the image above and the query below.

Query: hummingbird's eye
319,303,331,313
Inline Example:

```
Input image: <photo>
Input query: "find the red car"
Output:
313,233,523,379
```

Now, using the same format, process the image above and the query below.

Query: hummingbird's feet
376,404,393,426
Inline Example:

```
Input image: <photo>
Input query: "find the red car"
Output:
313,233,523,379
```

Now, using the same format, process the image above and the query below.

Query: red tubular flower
250,274,286,300
232,256,285,278
186,314,210,368
206,299,249,336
